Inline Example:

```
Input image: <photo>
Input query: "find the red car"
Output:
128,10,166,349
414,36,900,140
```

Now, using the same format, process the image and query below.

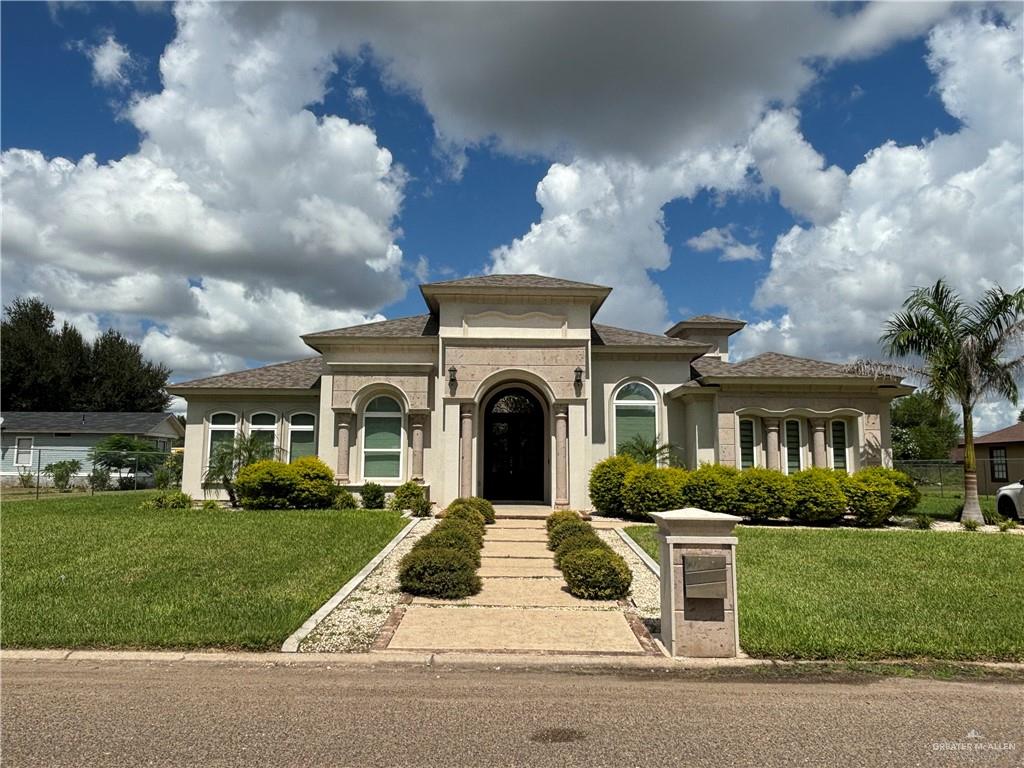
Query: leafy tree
203,434,278,507
1,297,60,410
88,329,171,411
879,280,1024,523
90,435,168,485
890,392,961,461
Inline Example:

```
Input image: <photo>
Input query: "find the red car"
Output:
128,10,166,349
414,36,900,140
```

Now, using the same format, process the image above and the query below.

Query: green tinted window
208,428,234,461
616,382,656,401
739,420,755,469
365,416,401,450
289,430,315,461
615,404,656,451
785,420,801,474
364,452,400,479
831,421,847,471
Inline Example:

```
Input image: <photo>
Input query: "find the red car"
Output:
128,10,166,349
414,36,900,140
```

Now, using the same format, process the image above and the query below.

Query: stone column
810,418,827,467
336,413,351,482
410,416,424,481
764,418,781,471
459,405,473,498
554,405,569,508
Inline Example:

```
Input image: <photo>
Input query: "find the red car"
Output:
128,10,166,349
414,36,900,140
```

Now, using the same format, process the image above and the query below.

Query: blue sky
2,3,1021,428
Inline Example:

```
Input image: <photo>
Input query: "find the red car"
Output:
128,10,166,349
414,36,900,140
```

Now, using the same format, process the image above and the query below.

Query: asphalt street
2,659,1021,767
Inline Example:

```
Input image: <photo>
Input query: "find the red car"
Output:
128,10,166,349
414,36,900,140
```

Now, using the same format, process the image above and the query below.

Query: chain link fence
3,446,180,499
893,458,1023,498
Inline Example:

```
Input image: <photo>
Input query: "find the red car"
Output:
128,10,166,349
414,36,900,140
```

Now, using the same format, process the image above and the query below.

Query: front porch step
492,504,551,520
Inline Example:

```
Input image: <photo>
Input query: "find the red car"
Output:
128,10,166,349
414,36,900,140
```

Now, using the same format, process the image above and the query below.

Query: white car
996,481,1023,520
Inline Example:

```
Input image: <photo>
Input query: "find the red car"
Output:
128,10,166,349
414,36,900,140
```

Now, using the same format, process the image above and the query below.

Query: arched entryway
482,386,546,502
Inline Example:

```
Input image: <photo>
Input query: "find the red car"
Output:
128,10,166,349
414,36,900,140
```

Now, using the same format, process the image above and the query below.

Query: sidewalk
382,519,654,655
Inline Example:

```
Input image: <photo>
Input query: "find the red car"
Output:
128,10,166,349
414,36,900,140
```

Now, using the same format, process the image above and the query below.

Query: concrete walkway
385,519,648,655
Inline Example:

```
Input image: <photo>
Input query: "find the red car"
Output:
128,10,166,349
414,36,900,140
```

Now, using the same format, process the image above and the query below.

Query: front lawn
911,492,995,521
625,524,1023,661
1,492,406,650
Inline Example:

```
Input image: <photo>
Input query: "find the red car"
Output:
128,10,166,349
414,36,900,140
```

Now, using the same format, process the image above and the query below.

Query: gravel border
300,518,437,652
599,529,659,621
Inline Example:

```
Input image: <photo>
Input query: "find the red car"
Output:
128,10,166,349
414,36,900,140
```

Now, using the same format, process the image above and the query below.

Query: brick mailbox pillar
649,508,741,658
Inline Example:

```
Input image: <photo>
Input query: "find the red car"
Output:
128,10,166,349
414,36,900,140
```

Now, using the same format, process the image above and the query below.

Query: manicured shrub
554,530,606,568
734,468,795,520
433,517,485,547
388,481,426,513
291,456,338,509
444,501,486,530
679,463,740,515
398,547,481,598
560,547,632,600
843,472,902,527
854,466,920,516
414,526,482,566
334,487,358,510
546,509,581,533
621,464,684,518
235,460,299,509
588,455,637,517
790,468,847,525
447,496,496,524
140,490,193,510
44,460,82,492
360,482,386,510
548,518,593,551
409,495,433,517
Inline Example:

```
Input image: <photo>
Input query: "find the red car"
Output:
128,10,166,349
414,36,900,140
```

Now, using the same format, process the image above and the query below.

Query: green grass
625,524,1024,661
911,492,996,521
1,491,406,650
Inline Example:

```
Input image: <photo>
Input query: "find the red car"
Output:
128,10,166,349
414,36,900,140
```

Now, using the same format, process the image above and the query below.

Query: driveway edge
280,516,422,652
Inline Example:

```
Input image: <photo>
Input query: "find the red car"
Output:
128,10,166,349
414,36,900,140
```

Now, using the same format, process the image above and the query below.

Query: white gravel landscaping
300,518,437,652
599,529,659,621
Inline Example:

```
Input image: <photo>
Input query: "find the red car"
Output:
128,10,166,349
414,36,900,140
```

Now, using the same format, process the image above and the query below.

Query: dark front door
483,388,545,502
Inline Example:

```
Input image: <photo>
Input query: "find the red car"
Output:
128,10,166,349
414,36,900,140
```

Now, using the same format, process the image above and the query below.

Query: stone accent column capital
764,418,780,431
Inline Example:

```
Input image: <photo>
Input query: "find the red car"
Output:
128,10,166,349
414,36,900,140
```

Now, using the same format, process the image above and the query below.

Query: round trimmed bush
554,531,605,568
621,464,683,518
734,468,795,520
360,482,386,510
679,464,740,515
414,526,482,566
465,497,496,524
790,468,848,525
444,502,486,531
398,547,481,598
388,481,426,513
409,495,433,517
433,517,484,547
843,473,901,527
560,548,632,600
289,456,338,509
588,455,637,517
854,466,920,516
235,460,300,509
548,518,593,551
334,487,358,510
546,509,581,533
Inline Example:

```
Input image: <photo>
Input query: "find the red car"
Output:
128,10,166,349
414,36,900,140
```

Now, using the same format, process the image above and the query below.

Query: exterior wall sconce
574,367,584,387
448,366,458,387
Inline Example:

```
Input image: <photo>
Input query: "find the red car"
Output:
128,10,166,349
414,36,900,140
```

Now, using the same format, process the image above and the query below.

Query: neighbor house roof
693,352,898,380
0,411,184,436
168,357,323,391
591,323,709,350
959,422,1024,446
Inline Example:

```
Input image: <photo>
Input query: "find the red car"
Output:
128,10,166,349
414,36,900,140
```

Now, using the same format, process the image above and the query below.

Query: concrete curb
280,517,422,653
616,528,660,576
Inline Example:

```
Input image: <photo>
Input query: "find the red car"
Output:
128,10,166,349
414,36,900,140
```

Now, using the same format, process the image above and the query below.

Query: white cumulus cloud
87,35,133,87
687,227,762,262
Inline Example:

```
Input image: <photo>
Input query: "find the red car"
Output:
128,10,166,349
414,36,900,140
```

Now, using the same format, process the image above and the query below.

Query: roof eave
166,385,321,397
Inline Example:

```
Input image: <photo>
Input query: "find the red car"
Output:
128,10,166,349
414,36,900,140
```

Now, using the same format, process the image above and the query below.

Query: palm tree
203,434,278,507
617,434,681,466
880,279,1024,523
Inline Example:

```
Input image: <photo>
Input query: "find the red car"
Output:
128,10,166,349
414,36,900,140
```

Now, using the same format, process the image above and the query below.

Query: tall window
208,413,237,463
288,413,316,462
249,413,277,452
830,420,848,472
363,396,402,479
613,382,657,454
991,447,1008,482
739,419,756,469
14,437,33,466
784,419,802,475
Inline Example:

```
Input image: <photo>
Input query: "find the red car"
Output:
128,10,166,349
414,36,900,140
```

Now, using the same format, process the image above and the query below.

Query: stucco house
0,411,184,484
951,422,1024,496
169,275,911,508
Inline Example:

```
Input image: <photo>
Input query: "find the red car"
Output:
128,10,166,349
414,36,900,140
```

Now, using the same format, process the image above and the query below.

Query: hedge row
235,457,345,510
398,499,492,599
589,455,920,527
545,511,631,600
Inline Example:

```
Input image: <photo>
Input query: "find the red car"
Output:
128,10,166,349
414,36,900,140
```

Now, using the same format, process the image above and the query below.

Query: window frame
782,418,803,475
14,436,34,467
611,381,659,459
248,412,279,453
829,419,849,472
286,412,317,463
991,446,1009,483
738,417,759,469
361,396,404,481
207,412,239,466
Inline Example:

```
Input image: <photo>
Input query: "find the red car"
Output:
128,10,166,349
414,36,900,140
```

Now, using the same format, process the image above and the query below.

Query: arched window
613,382,657,455
208,412,238,463
363,396,402,480
249,412,277,451
287,413,316,462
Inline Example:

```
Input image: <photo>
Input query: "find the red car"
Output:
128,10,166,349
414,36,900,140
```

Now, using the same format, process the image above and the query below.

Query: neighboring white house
169,275,911,508
0,411,185,484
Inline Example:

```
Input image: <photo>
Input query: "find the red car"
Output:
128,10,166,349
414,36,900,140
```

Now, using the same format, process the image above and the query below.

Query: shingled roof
0,411,183,436
693,352,878,379
304,314,439,339
169,357,323,391
422,274,609,290
592,323,708,350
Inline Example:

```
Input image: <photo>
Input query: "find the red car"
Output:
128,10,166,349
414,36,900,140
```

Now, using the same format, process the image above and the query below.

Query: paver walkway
385,519,647,655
